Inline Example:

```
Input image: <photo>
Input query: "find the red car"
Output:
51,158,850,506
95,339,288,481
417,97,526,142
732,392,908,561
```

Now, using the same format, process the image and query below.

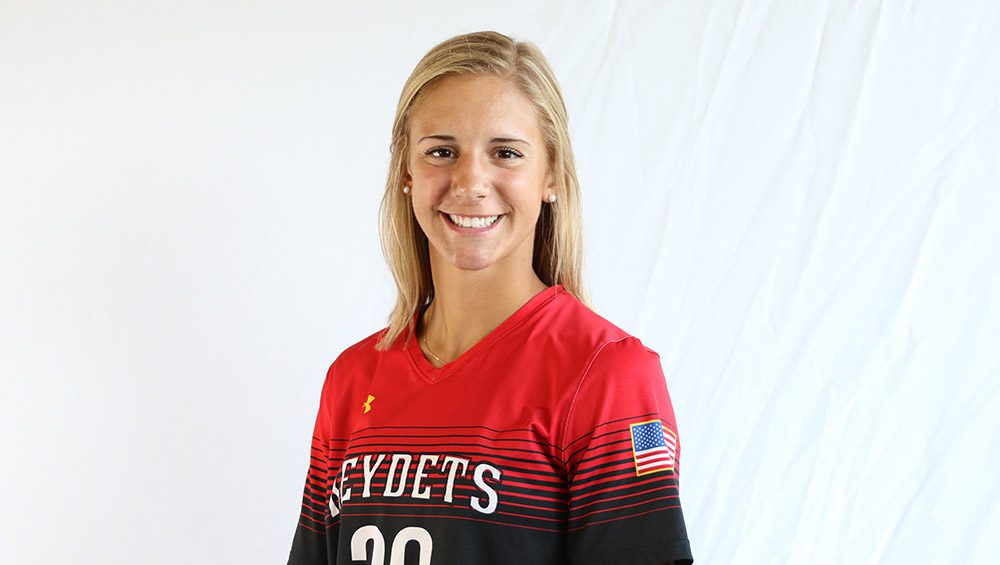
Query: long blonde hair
375,30,590,351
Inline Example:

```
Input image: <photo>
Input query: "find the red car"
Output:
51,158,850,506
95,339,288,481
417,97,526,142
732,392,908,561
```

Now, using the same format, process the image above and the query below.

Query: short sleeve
288,361,338,565
560,337,694,565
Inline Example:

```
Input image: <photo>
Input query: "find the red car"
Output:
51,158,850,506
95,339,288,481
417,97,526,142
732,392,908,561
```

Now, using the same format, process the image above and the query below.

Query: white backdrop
2,1,998,563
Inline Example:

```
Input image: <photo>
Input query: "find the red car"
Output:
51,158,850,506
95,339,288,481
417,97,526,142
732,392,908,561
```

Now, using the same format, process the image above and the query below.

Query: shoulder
322,325,396,381
312,326,398,422
544,291,670,397
526,288,665,406
545,288,659,363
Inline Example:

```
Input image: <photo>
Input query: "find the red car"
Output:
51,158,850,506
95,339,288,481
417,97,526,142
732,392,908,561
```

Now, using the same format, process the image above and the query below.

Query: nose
450,152,489,200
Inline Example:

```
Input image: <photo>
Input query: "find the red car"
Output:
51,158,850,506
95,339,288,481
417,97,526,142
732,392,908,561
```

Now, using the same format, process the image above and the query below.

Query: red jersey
288,284,693,564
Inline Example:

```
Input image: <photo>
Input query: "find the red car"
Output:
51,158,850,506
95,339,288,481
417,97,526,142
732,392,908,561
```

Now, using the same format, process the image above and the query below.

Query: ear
545,169,556,194
544,164,556,190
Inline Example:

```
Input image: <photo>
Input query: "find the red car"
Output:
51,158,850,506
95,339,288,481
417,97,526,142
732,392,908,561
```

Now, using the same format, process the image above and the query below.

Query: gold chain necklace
420,305,446,365
421,331,446,365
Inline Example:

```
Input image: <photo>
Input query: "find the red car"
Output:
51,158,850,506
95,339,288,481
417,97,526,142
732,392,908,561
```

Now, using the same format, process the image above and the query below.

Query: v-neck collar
404,284,564,384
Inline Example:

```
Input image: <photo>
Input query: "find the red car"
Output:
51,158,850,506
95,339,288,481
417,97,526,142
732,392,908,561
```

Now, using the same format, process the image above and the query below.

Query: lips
440,211,505,233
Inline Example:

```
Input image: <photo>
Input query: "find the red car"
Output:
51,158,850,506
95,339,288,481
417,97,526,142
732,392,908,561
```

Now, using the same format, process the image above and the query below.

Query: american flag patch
629,419,676,476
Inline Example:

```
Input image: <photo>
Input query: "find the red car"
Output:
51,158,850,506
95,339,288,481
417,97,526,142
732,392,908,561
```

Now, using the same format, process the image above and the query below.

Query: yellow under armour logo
362,394,375,414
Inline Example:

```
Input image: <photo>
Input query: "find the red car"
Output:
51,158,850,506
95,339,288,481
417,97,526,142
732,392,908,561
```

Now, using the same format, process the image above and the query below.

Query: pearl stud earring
403,185,410,194
547,193,557,203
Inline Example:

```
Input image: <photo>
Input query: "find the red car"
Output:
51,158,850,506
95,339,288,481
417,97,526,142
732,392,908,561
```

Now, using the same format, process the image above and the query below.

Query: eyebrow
417,135,531,145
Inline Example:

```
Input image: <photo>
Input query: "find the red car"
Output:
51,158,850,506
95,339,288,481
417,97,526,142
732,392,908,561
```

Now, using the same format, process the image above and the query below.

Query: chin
434,247,499,271
449,256,497,272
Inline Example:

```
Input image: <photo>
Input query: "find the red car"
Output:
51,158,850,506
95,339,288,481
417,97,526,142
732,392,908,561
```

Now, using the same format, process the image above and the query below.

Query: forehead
409,74,541,139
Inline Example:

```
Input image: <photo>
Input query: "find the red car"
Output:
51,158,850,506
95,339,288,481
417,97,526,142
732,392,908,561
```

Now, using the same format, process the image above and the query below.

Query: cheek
409,191,444,233
411,193,437,221
505,173,546,206
411,163,449,191
410,203,438,238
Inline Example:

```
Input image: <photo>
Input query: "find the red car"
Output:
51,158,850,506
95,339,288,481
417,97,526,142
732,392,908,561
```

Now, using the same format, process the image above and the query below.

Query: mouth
440,211,506,233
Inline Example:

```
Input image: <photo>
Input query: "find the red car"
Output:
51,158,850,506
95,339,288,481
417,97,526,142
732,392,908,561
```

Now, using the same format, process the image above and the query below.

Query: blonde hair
375,30,591,351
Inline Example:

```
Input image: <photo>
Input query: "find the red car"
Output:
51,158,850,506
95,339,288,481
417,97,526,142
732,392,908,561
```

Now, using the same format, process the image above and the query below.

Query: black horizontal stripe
303,496,327,511
570,474,678,505
312,446,346,455
570,446,634,477
571,460,676,491
568,484,678,520
341,467,565,494
500,497,568,516
303,493,328,508
298,501,327,523
340,495,565,522
350,430,559,451
570,466,638,489
338,447,566,481
306,471,329,485
314,435,350,443
568,497,679,528
563,412,659,451
336,475,567,508
340,507,564,533
351,424,558,449
567,427,660,467
343,439,562,467
334,453,564,485
295,520,324,535
566,429,630,464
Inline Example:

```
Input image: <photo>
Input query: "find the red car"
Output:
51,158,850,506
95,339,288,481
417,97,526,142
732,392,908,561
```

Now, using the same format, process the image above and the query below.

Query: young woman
288,31,694,565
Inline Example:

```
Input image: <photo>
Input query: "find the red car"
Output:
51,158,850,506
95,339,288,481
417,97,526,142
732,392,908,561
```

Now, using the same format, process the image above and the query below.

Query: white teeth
448,214,501,228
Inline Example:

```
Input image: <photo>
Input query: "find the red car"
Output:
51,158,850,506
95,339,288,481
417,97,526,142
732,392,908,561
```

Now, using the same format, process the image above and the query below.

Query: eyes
424,146,524,161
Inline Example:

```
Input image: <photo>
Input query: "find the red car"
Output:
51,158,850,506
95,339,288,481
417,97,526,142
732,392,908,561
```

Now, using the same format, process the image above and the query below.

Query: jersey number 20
351,524,432,565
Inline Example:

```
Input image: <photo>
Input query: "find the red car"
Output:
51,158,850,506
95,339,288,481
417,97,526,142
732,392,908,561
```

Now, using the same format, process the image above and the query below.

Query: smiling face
404,73,555,280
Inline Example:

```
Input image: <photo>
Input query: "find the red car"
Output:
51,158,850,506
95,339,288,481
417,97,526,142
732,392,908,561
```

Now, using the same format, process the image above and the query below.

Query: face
404,74,555,278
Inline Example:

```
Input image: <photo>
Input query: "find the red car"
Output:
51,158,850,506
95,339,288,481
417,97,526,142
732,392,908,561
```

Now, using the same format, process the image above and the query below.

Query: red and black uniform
288,284,693,564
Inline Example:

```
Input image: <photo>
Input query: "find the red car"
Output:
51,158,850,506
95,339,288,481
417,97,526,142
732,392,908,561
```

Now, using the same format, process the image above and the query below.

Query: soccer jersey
288,284,693,564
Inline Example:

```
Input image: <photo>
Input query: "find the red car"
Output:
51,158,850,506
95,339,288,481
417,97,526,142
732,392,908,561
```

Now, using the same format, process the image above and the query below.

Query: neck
420,265,548,366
